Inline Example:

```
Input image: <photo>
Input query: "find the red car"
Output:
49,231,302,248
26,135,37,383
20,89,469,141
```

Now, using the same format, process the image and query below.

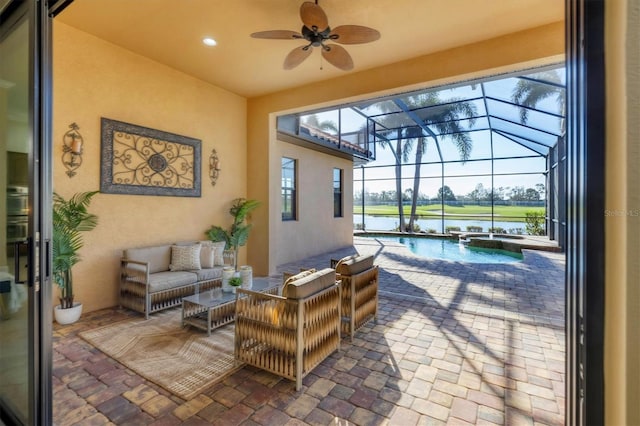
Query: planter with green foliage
52,191,99,322
525,211,545,236
228,276,242,294
206,198,260,270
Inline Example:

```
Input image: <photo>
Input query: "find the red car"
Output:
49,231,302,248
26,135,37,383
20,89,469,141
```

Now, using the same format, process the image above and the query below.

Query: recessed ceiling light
202,37,217,46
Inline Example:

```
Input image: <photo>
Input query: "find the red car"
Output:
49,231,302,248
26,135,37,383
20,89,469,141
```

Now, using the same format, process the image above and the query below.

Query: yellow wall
0,89,7,265
52,22,247,313
605,1,639,424
271,141,353,269
247,22,564,274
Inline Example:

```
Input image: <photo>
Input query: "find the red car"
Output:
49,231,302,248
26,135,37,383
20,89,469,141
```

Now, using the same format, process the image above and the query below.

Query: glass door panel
0,14,31,425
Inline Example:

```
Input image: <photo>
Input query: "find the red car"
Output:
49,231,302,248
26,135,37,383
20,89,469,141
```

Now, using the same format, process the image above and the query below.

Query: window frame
281,157,297,221
333,168,343,218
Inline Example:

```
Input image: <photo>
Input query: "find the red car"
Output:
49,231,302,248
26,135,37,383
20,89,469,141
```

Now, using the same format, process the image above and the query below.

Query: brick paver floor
53,236,565,425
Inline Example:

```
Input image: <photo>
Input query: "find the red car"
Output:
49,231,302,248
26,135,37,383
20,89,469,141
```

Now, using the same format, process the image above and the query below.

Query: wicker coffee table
181,277,279,336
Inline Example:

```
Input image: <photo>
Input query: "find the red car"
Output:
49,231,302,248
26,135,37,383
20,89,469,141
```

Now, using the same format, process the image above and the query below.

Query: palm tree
400,93,477,230
511,70,565,132
302,114,338,133
379,92,476,232
206,198,260,270
372,121,413,230
376,93,477,231
52,191,99,309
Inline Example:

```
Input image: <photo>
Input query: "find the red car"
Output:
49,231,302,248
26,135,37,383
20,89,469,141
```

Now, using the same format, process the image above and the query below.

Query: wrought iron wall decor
100,118,201,197
209,148,221,186
62,122,84,177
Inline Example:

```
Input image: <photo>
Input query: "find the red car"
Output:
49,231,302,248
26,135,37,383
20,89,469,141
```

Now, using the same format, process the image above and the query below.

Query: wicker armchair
331,255,379,341
234,268,341,390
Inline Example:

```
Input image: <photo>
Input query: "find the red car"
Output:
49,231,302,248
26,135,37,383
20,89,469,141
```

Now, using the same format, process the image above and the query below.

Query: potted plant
228,276,242,294
206,198,260,270
52,191,99,324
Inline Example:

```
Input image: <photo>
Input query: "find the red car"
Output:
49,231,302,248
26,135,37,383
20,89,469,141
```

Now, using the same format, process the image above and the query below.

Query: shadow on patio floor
53,236,565,425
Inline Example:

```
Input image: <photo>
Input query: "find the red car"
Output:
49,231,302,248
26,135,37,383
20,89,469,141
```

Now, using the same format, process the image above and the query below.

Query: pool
368,235,523,263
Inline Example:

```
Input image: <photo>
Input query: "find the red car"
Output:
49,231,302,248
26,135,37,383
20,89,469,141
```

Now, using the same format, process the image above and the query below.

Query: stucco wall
271,140,353,268
52,22,247,313
247,22,564,274
0,89,7,264
605,0,640,424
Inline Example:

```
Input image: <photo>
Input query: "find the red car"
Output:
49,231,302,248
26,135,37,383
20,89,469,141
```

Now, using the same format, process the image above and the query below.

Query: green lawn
353,204,544,222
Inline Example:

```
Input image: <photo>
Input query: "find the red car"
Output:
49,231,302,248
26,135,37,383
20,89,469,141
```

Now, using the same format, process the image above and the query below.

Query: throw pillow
200,244,215,268
169,244,202,271
211,241,226,266
282,268,316,298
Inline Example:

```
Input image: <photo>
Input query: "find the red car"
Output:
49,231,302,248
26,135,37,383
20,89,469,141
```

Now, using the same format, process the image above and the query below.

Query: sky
299,67,564,200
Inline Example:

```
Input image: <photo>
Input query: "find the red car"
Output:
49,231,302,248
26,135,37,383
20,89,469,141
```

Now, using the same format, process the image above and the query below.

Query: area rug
79,309,242,400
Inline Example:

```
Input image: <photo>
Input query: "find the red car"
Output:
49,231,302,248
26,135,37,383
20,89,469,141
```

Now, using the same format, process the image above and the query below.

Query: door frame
2,0,608,423
0,0,66,423
564,0,605,424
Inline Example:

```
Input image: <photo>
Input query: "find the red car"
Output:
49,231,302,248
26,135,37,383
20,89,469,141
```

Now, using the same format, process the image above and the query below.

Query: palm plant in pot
52,191,99,324
206,198,260,270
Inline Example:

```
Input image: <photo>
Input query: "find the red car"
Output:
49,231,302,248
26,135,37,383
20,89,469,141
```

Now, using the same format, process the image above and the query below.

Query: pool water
372,236,523,263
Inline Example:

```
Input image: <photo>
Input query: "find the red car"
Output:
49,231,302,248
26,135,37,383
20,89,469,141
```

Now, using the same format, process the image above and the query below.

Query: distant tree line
355,183,545,204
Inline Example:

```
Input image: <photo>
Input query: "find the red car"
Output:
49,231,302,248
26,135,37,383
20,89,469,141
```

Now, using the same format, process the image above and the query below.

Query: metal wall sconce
62,122,84,178
209,148,221,186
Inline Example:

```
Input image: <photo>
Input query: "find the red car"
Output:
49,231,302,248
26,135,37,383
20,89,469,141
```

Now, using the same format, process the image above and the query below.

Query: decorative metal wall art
62,122,84,178
209,149,221,186
100,118,201,197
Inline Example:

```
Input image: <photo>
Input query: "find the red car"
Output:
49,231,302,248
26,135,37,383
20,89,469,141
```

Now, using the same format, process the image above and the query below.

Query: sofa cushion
336,255,374,276
124,245,172,274
283,268,336,300
170,244,202,271
211,241,226,266
192,267,223,282
199,240,226,265
148,271,198,293
200,245,216,268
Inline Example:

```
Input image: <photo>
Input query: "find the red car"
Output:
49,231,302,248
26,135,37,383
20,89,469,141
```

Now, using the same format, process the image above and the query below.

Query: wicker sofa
234,268,341,390
120,241,228,318
331,254,379,341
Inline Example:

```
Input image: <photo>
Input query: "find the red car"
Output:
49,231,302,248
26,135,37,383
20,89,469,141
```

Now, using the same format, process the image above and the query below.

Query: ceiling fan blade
322,44,354,71
250,30,302,40
330,25,381,44
284,46,313,70
300,1,329,31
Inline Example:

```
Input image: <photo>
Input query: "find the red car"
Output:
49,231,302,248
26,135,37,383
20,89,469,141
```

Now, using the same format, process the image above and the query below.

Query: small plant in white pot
52,191,99,324
228,277,242,294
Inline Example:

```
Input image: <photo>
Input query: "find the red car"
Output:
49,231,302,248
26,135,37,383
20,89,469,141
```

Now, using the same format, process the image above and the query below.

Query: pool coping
355,230,563,254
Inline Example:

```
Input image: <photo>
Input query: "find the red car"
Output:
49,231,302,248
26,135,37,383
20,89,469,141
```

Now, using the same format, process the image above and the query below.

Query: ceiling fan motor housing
302,25,332,47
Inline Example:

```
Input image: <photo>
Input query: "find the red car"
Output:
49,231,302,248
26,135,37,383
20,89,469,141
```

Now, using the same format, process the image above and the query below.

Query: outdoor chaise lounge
234,268,341,390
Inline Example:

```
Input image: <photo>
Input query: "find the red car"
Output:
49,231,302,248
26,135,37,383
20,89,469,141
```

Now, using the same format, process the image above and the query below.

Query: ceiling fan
250,1,381,71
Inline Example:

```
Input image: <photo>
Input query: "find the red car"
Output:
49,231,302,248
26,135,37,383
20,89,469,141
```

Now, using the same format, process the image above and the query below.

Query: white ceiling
56,0,563,98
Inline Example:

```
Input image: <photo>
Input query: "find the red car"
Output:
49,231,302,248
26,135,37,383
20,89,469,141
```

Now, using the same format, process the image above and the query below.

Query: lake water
365,235,523,263
354,214,525,234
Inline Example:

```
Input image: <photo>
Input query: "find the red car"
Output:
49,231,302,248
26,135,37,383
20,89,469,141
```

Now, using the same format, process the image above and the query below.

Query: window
333,168,343,217
282,157,297,220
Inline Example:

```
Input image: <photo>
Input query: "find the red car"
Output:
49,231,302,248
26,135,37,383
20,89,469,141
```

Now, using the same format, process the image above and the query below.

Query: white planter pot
239,265,253,289
222,267,235,292
54,302,83,325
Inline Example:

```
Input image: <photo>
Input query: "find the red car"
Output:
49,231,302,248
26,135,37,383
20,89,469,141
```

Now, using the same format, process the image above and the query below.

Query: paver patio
52,236,565,425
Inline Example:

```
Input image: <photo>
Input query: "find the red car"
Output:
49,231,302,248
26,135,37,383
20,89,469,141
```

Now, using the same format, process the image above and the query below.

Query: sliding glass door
0,6,35,424
0,0,59,423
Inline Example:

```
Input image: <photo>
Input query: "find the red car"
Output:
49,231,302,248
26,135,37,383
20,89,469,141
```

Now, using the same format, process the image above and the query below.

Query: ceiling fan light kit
250,1,380,71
